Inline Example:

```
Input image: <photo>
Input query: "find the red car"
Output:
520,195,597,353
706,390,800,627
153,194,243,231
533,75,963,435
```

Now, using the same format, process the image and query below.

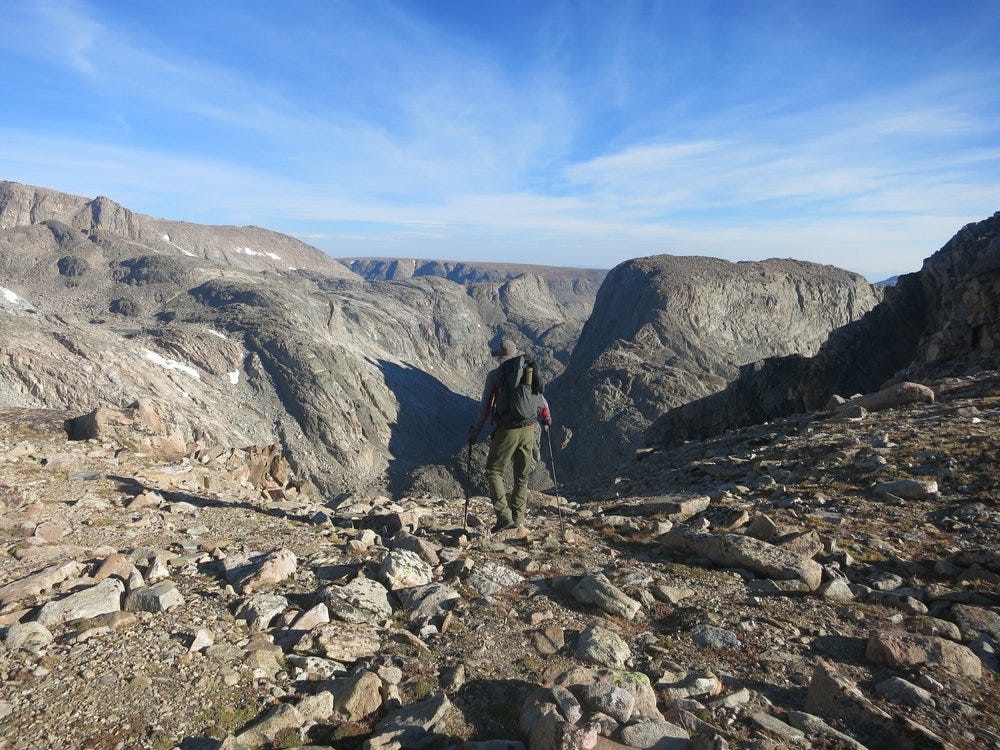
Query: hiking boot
512,516,525,526
491,520,515,533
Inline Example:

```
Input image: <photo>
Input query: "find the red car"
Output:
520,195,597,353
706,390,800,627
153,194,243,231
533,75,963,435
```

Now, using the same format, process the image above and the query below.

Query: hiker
467,338,551,532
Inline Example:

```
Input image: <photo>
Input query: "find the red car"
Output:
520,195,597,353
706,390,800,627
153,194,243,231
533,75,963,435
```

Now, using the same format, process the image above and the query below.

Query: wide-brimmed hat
491,338,520,360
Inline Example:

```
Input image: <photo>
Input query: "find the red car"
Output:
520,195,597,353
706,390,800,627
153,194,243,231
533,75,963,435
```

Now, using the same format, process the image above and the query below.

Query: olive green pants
485,425,536,524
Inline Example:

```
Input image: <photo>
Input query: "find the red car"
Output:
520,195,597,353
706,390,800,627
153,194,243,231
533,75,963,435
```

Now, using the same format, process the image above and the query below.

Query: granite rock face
646,212,1000,449
550,255,880,475
0,181,594,496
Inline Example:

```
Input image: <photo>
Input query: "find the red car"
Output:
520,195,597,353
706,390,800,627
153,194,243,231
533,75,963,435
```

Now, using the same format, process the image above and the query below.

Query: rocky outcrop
646,211,1000,449
343,256,606,319
0,180,358,279
550,255,880,476
0,182,543,496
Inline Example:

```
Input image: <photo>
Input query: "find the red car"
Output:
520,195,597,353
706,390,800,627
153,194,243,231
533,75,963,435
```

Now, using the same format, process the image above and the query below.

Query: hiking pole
544,426,565,537
463,439,473,531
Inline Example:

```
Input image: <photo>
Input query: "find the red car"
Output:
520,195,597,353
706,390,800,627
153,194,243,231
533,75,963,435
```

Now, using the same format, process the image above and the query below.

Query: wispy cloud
1,1,998,281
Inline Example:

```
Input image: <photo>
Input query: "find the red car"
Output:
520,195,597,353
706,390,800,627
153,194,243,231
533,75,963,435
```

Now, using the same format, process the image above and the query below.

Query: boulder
5,622,54,652
874,479,939,500
36,578,124,626
846,381,935,413
125,581,184,613
571,575,642,620
466,559,524,596
379,550,434,590
866,629,982,679
329,670,384,722
322,577,394,625
575,625,632,669
660,527,822,590
0,562,84,607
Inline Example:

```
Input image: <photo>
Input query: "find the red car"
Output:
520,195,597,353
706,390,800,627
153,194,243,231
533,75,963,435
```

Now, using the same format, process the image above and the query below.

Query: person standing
468,338,551,532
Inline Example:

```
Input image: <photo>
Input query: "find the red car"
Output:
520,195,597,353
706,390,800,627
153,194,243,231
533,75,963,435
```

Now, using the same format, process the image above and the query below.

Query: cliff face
343,256,607,321
0,181,358,280
549,255,881,476
0,183,506,497
918,212,1000,362
645,211,1000,449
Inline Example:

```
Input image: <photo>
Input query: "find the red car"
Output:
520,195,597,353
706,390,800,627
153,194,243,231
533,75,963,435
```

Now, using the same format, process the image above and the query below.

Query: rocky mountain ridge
549,256,881,478
0,181,358,280
646,211,1000,450
341,258,606,321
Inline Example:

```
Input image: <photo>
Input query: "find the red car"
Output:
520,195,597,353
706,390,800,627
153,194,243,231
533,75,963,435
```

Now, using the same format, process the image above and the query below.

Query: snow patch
228,371,240,385
164,235,195,257
1,286,31,308
287,266,298,271
206,329,228,340
235,247,281,261
142,349,201,380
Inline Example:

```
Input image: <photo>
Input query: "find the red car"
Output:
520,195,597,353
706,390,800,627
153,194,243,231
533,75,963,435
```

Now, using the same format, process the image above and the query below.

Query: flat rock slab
636,495,711,521
36,578,124,626
866,628,982,679
875,479,939,500
0,561,84,607
466,559,524,597
849,381,935,412
310,621,383,663
660,527,822,590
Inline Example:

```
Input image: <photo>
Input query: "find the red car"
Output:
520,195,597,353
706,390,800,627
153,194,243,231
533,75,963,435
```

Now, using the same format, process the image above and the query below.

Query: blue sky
2,1,999,279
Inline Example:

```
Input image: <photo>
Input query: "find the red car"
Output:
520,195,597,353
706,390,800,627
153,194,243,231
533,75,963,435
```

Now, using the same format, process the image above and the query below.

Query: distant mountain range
2,179,996,496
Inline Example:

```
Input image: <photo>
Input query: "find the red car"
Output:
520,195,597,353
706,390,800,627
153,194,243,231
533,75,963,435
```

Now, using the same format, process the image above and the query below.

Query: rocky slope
548,256,881,479
341,258,606,322
0,182,520,497
0,363,996,750
344,257,609,382
646,212,1000,450
0,181,357,280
